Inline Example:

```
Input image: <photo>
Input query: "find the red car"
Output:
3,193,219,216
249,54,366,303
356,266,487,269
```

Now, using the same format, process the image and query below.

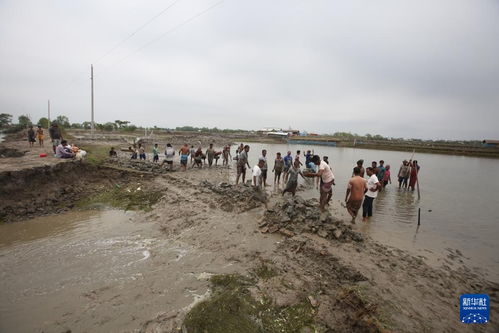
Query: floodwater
244,143,499,281
0,209,241,332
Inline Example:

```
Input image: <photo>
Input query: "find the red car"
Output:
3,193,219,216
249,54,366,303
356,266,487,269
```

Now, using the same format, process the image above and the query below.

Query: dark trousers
362,196,375,217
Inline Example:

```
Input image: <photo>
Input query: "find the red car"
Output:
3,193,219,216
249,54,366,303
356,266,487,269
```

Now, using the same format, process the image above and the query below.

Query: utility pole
91,64,95,138
48,100,51,125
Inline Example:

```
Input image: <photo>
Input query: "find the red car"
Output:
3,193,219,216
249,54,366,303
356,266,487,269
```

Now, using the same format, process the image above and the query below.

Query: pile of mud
109,157,170,173
0,146,25,157
260,196,363,242
200,181,267,212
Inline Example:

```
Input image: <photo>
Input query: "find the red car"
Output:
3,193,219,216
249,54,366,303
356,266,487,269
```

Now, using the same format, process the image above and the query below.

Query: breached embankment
0,160,164,222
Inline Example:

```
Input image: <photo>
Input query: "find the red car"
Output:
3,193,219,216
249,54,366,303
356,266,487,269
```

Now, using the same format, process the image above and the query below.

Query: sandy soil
0,137,498,332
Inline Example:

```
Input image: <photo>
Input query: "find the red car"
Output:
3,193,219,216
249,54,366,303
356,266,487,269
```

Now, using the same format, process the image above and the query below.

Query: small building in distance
482,140,499,148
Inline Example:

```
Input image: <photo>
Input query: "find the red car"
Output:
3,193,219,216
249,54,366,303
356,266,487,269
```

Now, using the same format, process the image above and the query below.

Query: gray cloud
1,0,498,140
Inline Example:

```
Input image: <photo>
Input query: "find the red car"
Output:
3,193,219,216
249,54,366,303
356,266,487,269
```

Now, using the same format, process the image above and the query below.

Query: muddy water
244,143,499,281
0,209,245,332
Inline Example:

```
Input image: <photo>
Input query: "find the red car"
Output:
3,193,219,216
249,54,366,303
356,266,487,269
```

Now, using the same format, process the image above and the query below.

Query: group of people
345,159,420,222
27,125,45,147
116,141,421,221
26,123,86,159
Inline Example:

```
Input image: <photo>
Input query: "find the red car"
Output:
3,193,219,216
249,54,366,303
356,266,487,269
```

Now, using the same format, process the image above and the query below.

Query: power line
93,0,182,65
53,0,183,98
98,0,224,76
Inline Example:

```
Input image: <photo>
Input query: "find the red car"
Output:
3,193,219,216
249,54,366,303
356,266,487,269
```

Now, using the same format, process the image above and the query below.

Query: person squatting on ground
304,155,335,212
362,167,381,222
236,145,251,185
282,160,305,196
55,140,75,158
344,167,367,222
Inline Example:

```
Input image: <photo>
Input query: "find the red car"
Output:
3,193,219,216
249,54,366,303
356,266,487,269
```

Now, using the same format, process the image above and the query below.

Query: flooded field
245,143,499,281
0,209,253,332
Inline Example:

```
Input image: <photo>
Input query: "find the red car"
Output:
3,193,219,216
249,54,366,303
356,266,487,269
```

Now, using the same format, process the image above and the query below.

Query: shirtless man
352,159,365,178
345,167,367,222
236,145,251,185
179,144,190,171
222,145,231,166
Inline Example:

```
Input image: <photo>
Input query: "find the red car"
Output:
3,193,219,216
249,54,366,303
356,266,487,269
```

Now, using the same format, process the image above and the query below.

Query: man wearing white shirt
252,159,265,189
362,167,381,222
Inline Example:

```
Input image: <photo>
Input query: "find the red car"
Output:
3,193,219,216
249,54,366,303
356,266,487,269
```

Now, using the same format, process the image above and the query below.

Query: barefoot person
27,125,36,147
272,152,284,186
352,159,365,178
152,144,159,163
362,167,381,222
222,145,231,166
206,143,215,167
397,160,410,188
283,151,293,183
163,143,175,170
304,155,335,212
236,145,250,185
260,149,269,187
345,167,367,221
36,125,44,147
282,160,304,196
252,159,265,189
179,144,190,171
49,123,62,154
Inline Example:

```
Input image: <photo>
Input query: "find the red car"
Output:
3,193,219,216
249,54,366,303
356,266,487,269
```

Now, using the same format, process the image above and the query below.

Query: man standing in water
179,144,190,171
377,160,386,191
362,167,381,222
236,145,251,185
352,159,365,178
283,151,293,183
397,160,410,188
304,155,335,212
345,167,367,222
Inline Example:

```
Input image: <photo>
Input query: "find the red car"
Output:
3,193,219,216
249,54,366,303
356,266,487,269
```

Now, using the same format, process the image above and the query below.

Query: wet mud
1,139,498,332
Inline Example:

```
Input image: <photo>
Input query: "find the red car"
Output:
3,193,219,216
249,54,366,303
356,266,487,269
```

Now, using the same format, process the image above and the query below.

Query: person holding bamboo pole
408,160,420,192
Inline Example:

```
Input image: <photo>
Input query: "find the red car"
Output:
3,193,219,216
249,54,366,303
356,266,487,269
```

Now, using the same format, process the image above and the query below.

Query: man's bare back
348,176,367,201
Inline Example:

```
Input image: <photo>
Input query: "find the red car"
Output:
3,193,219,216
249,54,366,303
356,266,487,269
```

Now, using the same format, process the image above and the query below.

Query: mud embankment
0,161,162,222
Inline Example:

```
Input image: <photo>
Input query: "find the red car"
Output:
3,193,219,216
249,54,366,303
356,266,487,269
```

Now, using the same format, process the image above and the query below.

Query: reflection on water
244,142,499,281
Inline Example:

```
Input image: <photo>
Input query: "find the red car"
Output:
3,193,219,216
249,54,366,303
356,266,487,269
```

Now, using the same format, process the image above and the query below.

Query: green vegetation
251,261,279,280
183,273,316,333
80,144,109,166
77,185,163,212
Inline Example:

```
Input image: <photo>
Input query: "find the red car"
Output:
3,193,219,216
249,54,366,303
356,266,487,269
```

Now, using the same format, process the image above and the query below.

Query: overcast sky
1,0,498,140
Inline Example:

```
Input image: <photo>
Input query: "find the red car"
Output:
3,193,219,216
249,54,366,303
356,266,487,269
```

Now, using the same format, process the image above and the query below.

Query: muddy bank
0,161,163,222
180,197,499,332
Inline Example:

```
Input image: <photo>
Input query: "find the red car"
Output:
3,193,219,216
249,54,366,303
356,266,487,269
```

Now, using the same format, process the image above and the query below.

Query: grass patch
77,185,163,211
183,273,316,333
251,261,279,280
80,144,109,166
